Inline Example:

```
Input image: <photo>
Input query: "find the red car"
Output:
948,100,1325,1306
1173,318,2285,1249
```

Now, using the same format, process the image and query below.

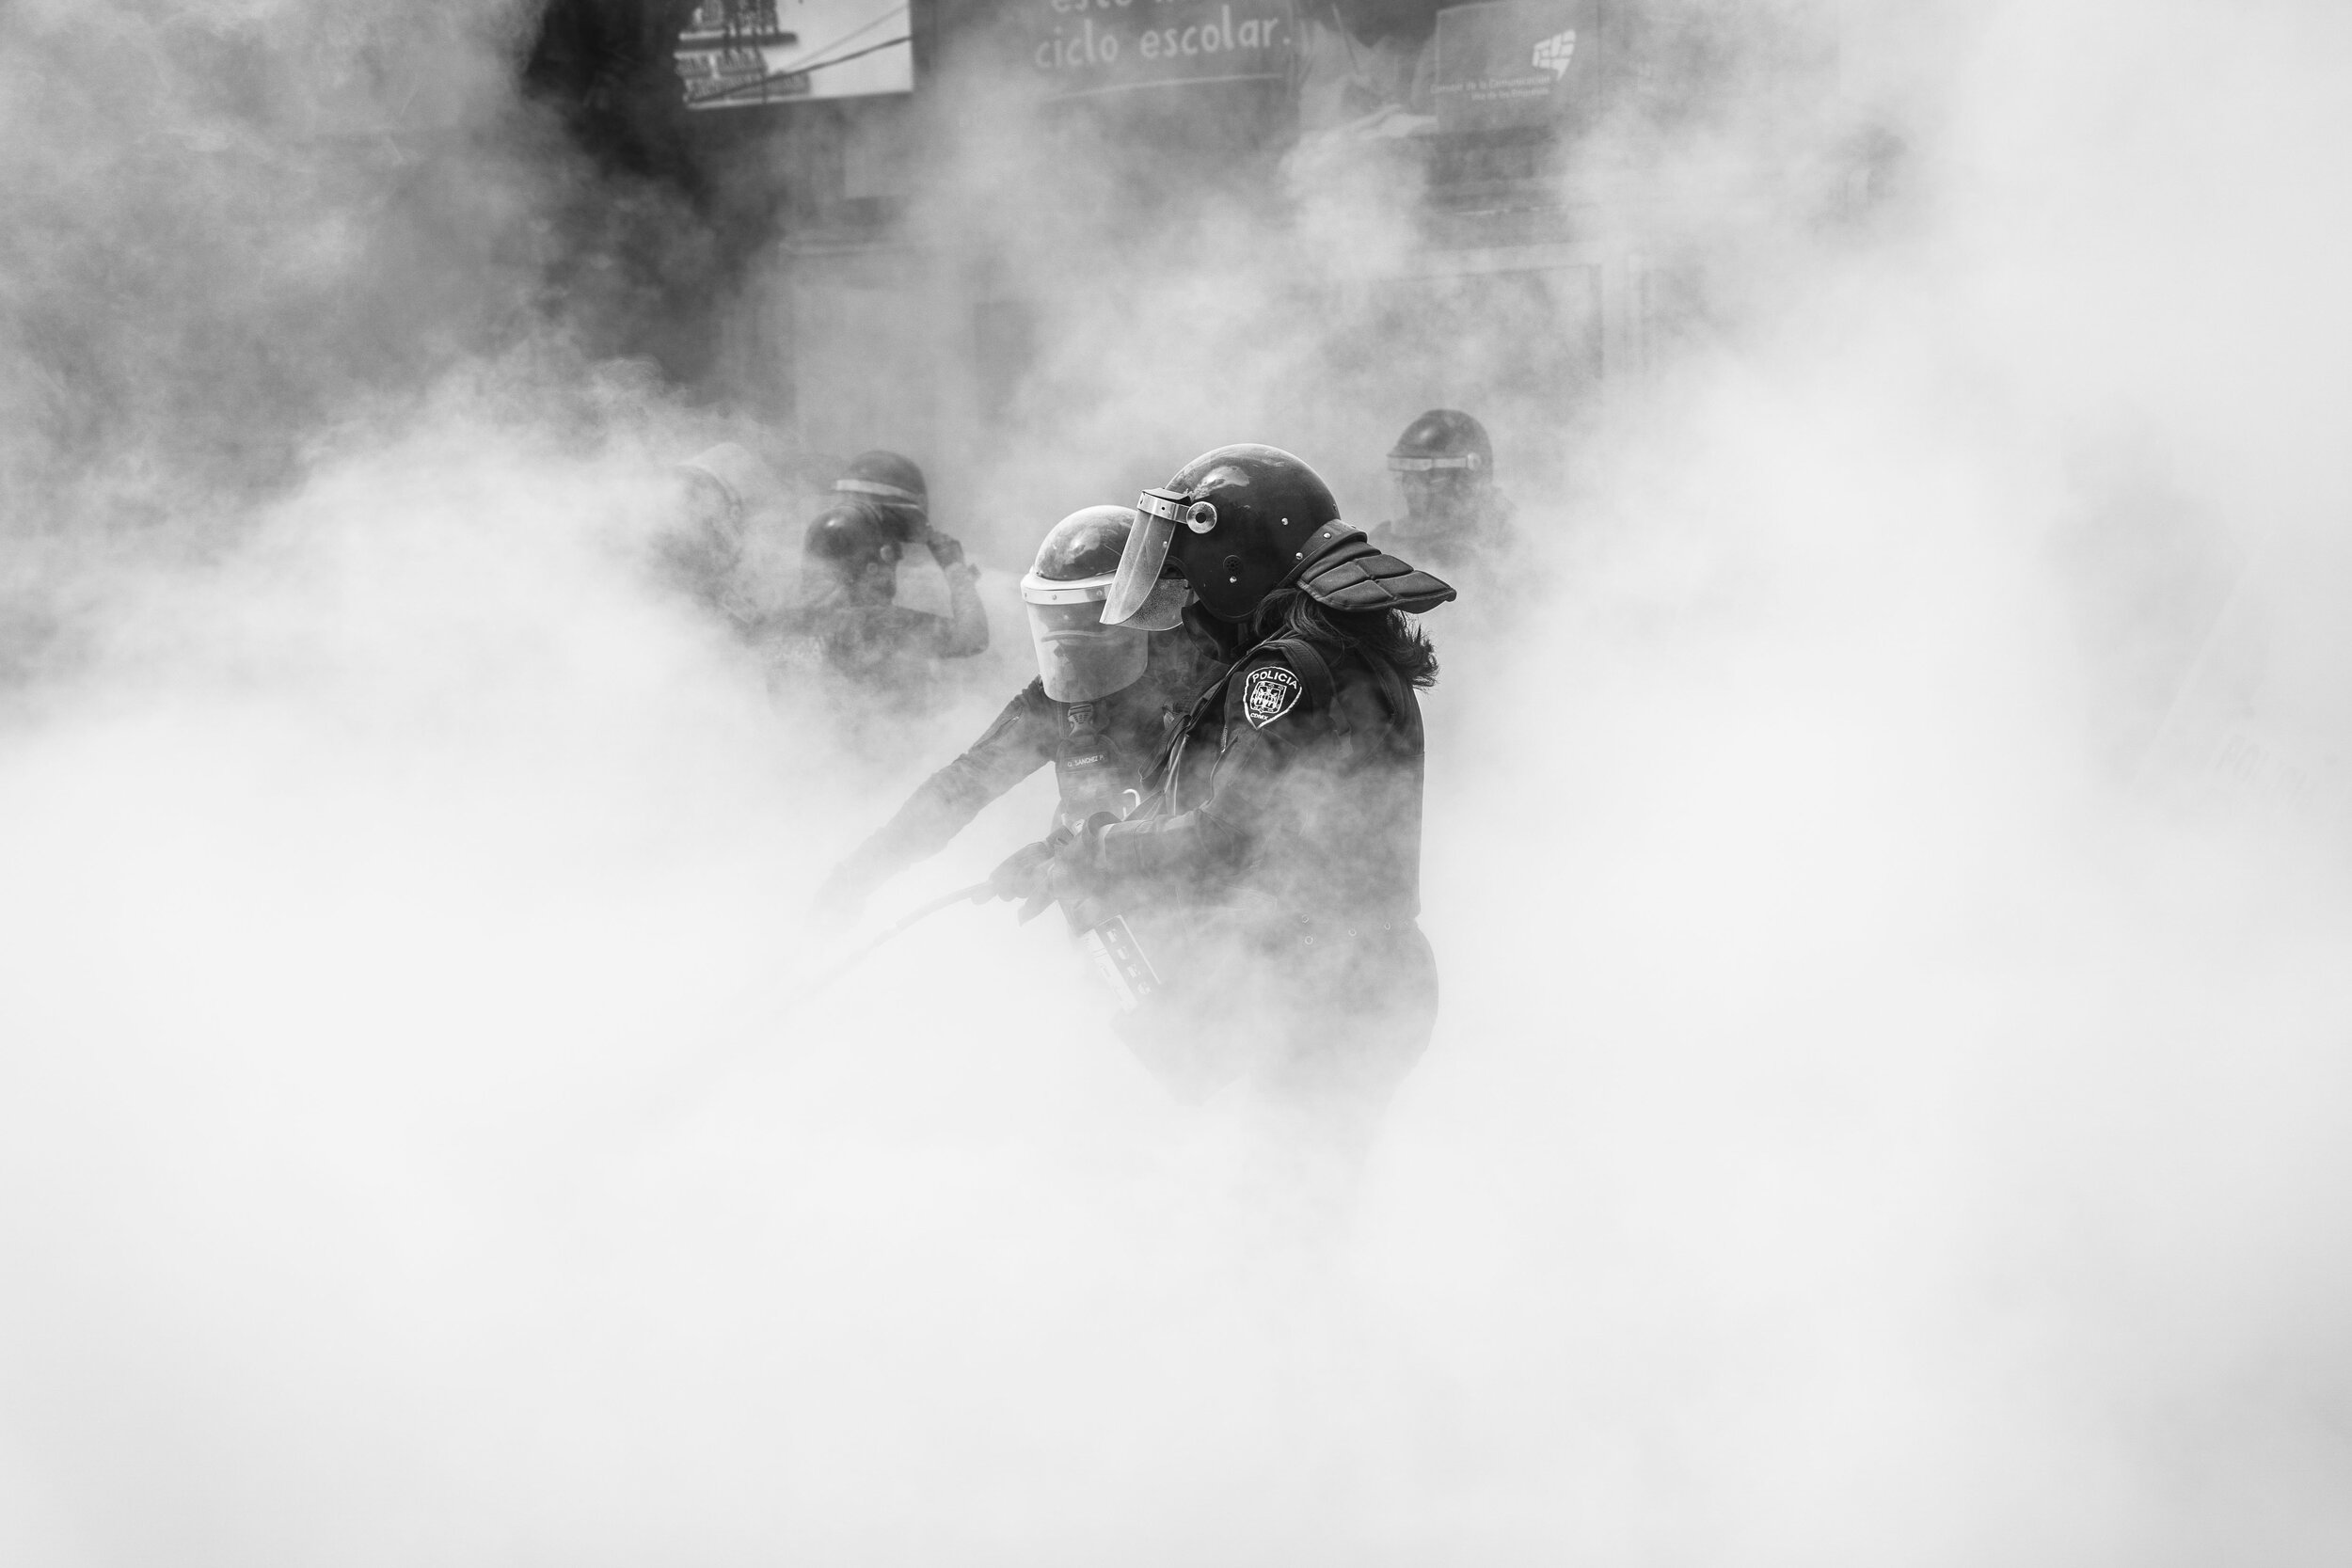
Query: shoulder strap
1359,648,1411,719
1132,658,1234,808
1363,651,1422,752
1255,637,1337,714
1268,635,1424,749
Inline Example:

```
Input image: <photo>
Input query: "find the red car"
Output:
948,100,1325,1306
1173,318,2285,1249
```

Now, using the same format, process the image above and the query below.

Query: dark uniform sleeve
834,681,1056,888
1093,648,1335,884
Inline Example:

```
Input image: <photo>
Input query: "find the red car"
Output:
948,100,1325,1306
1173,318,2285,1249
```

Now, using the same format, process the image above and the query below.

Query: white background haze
4,0,2351,1563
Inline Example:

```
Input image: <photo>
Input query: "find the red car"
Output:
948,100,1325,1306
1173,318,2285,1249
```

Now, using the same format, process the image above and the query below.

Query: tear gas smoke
5,1,2352,1564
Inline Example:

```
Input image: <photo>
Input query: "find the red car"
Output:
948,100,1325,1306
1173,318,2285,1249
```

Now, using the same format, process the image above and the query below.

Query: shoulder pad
1296,535,1456,613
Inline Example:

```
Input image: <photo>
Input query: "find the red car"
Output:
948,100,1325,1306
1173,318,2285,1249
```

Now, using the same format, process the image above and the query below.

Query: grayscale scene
4,1,2349,1561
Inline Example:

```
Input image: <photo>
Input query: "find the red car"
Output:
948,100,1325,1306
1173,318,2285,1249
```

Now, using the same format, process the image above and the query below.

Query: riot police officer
814,506,1217,916
794,450,990,685
1011,445,1454,1145
1368,408,1517,586
657,441,778,638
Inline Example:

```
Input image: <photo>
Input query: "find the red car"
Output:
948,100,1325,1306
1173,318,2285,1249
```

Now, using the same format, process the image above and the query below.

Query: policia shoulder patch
1242,664,1304,728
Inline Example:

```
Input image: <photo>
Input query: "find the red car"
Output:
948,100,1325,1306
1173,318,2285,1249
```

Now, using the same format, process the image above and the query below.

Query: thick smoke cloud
4,0,2352,1564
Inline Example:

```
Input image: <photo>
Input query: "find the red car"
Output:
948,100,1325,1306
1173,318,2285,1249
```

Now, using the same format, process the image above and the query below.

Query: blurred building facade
526,0,1842,549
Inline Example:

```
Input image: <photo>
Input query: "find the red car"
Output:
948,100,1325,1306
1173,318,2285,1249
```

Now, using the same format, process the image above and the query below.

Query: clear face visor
1392,456,1486,524
1025,596,1150,702
1102,490,1202,626
834,478,923,503
1388,452,1484,473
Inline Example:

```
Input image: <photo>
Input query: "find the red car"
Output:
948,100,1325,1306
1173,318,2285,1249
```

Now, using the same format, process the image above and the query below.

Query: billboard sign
675,0,913,108
1431,0,1593,133
1021,0,1295,99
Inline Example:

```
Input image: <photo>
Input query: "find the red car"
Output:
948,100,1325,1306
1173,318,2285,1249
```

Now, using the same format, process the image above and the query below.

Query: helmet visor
1101,497,1179,626
835,478,923,502
1027,599,1150,702
1124,577,1189,632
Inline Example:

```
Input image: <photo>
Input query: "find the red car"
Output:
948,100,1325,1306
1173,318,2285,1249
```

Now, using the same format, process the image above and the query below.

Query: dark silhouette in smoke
8,3,2352,1564
520,0,771,391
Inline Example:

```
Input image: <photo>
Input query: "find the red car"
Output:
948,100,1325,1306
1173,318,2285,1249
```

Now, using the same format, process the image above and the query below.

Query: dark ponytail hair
1243,587,1439,689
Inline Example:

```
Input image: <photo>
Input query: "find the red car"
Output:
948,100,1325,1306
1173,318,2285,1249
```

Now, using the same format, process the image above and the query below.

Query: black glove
986,838,1060,922
1053,813,1118,875
1049,816,1127,931
994,813,1120,923
870,505,925,546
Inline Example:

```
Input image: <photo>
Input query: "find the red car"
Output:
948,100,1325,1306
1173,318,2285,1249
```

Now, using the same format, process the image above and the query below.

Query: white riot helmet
1021,506,1187,702
673,441,782,557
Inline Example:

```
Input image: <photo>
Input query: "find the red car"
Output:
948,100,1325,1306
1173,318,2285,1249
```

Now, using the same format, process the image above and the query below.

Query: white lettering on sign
1025,0,1288,87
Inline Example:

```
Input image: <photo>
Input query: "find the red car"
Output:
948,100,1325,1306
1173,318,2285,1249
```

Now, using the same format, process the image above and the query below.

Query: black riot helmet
803,503,902,607
1024,503,1189,626
1104,444,1456,626
1389,408,1493,476
834,450,928,513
